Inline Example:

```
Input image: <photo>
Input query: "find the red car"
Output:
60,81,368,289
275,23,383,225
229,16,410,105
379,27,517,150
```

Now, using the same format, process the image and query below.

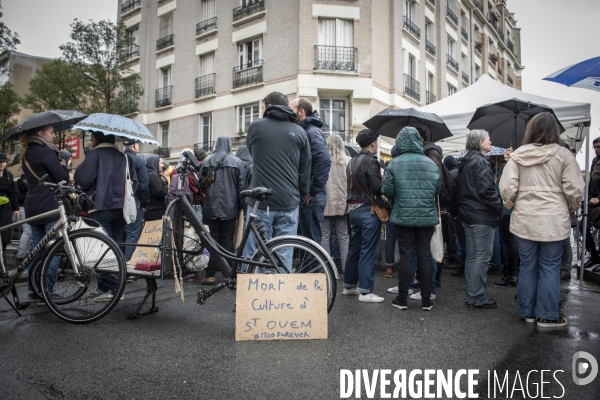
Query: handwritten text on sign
128,220,162,265
235,274,328,341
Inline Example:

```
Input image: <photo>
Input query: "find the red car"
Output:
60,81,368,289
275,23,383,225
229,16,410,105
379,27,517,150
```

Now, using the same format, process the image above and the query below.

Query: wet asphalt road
0,268,599,400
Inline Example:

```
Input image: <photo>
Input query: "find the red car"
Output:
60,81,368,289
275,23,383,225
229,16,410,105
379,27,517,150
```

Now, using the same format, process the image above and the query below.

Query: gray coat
200,137,243,220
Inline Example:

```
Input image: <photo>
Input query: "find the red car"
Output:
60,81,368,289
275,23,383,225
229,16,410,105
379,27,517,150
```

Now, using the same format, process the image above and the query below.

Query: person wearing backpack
199,136,243,285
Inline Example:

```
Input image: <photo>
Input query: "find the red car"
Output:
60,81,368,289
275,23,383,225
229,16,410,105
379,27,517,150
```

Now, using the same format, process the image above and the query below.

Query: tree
0,82,20,152
0,1,20,54
59,19,143,115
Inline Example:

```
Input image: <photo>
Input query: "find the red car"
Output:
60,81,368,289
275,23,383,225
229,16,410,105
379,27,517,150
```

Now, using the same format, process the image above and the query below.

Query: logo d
572,351,598,386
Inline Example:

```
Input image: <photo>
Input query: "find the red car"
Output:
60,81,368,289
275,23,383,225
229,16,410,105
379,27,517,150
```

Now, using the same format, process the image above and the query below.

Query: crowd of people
1,92,587,328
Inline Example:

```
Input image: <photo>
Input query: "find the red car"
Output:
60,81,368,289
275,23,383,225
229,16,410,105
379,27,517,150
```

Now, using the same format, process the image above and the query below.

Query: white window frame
447,84,456,96
238,37,262,69
319,98,348,134
238,102,260,134
160,67,171,88
159,12,173,38
404,0,416,22
199,113,212,145
317,18,354,47
447,37,456,59
425,21,434,44
201,0,216,20
160,122,169,147
199,52,215,76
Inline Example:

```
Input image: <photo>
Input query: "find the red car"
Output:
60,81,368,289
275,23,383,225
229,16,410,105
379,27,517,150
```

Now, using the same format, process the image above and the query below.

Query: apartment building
118,0,523,158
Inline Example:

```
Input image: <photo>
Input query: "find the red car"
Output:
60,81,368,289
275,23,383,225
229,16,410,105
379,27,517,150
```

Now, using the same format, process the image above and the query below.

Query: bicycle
165,150,338,312
0,175,127,324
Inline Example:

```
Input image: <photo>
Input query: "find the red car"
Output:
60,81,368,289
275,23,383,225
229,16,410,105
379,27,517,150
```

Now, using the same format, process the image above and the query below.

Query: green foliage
0,81,20,151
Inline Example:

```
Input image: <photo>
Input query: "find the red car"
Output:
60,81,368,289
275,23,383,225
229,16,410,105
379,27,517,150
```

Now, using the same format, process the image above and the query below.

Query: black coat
23,141,69,226
456,150,502,227
145,170,168,221
124,149,149,207
0,170,18,246
347,151,383,205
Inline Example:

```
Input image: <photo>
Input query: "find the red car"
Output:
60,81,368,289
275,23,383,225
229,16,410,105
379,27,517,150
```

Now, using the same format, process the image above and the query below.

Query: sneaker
384,267,393,278
422,298,433,311
126,276,138,283
410,292,436,300
358,293,384,303
202,276,216,285
87,289,103,298
524,316,535,323
342,287,360,295
94,293,124,302
187,273,202,282
391,296,407,310
536,317,567,328
495,276,518,287
386,287,413,295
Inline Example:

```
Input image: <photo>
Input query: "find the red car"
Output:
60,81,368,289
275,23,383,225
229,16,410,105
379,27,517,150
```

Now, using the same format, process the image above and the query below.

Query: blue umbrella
487,146,506,157
543,56,600,92
71,113,159,145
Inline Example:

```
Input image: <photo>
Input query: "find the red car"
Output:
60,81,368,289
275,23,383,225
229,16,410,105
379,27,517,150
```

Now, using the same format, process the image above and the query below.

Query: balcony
230,137,246,150
121,0,141,14
474,41,483,55
427,0,435,7
472,0,483,14
447,54,459,71
233,0,265,22
156,34,174,51
403,16,421,40
497,30,504,42
487,13,499,33
489,54,498,67
323,130,352,143
426,40,436,56
461,27,468,41
498,68,503,78
446,7,458,25
426,90,436,105
126,46,139,60
195,73,215,98
154,147,171,159
314,45,357,72
196,17,217,36
195,142,215,153
462,71,469,84
507,39,514,54
507,74,514,86
404,73,420,102
155,86,172,108
232,59,263,89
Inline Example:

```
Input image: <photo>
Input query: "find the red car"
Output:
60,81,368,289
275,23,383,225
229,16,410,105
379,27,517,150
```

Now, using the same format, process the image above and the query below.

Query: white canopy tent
379,75,591,156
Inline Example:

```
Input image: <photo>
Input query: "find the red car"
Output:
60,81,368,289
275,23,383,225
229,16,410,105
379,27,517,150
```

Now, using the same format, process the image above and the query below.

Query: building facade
119,0,523,158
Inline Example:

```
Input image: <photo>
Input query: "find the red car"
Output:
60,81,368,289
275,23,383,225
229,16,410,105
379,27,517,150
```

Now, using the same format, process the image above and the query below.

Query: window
238,38,262,69
199,52,215,76
425,21,434,43
201,0,216,20
447,38,456,58
160,122,169,147
240,0,260,5
160,67,171,88
426,73,433,92
462,55,468,71
159,12,173,38
320,99,346,134
199,113,212,144
238,103,260,134
404,0,416,21
127,27,139,47
318,19,354,47
476,64,481,79
407,54,417,78
447,84,456,96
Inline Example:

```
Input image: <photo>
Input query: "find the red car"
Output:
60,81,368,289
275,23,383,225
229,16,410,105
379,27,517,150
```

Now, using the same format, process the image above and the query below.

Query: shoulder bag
350,158,390,223
123,155,137,224
430,196,444,263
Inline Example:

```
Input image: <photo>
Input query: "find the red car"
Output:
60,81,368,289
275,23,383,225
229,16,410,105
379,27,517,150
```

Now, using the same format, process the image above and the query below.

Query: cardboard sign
128,220,163,265
235,274,328,341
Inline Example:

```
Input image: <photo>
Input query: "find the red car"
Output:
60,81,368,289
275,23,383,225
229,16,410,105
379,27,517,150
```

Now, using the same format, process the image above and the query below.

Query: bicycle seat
240,187,272,201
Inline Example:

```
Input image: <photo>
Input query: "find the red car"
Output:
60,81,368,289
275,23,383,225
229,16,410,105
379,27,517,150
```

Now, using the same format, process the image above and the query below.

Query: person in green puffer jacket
382,127,441,312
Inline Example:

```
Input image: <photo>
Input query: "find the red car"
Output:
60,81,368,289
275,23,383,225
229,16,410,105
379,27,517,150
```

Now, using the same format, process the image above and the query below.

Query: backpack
168,173,195,203
198,154,227,205
439,165,455,206
240,160,252,191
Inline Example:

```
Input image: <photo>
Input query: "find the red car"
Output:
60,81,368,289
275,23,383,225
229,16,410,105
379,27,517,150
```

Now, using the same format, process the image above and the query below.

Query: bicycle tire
40,230,126,324
247,236,337,313
165,198,205,272
28,256,46,300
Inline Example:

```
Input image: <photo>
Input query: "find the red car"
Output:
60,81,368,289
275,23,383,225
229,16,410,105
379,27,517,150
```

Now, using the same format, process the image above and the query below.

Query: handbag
430,197,444,263
123,155,137,224
349,159,390,223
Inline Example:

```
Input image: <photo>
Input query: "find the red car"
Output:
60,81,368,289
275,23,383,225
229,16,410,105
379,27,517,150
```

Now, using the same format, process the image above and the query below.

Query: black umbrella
344,142,359,158
5,110,88,141
363,108,453,142
11,152,20,166
467,98,565,149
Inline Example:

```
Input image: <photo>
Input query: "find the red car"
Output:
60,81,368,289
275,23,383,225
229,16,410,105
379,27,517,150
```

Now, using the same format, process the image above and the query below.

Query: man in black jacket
242,92,311,267
123,139,149,262
343,129,385,303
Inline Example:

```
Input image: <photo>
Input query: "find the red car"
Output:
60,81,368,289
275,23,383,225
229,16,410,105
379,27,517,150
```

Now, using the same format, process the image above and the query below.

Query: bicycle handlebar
38,174,94,208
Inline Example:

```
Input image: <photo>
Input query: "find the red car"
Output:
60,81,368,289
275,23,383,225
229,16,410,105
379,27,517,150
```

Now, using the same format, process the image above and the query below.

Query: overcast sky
3,0,599,168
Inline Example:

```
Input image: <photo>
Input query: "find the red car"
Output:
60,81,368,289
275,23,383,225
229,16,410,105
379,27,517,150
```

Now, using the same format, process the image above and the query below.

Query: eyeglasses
594,145,600,149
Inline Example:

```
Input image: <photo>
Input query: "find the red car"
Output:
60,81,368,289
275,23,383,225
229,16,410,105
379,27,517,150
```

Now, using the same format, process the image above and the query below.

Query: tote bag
430,198,444,263
123,155,137,224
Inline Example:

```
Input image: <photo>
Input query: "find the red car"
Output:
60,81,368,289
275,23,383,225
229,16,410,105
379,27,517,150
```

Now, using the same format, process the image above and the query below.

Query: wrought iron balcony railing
447,54,459,71
323,130,352,143
194,142,215,153
126,46,139,60
427,0,435,7
498,68,503,78
121,0,141,14
497,30,504,41
404,73,420,102
196,17,217,36
489,55,497,66
403,16,421,39
156,34,174,51
233,0,265,22
314,45,358,71
446,7,458,25
232,59,263,89
426,90,436,105
474,41,483,54
155,86,172,108
507,74,513,85
426,40,436,56
195,73,215,98
507,39,514,54
487,13,499,33
462,71,469,84
230,136,247,150
154,147,171,158
472,0,483,14
461,27,468,41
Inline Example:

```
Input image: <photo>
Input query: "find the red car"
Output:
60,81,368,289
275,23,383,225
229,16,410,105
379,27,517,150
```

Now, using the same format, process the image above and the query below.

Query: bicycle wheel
40,230,126,324
165,198,205,273
28,256,46,300
247,236,337,313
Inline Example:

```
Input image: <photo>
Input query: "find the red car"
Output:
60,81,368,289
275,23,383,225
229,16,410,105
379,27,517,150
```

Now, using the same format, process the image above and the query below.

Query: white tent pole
580,123,590,282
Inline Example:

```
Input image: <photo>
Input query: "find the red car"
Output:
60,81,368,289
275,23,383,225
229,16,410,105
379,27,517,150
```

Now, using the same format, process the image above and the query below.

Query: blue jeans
515,237,564,320
344,205,381,294
385,221,397,266
463,223,495,306
124,199,143,262
298,193,326,244
242,206,299,270
29,221,59,299
491,226,502,270
91,209,126,294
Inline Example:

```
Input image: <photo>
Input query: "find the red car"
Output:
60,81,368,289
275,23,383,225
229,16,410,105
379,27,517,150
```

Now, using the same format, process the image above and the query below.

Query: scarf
28,136,59,153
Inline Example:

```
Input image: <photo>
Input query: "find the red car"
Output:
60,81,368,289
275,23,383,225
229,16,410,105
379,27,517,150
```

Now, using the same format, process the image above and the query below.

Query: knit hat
443,155,458,171
0,153,6,162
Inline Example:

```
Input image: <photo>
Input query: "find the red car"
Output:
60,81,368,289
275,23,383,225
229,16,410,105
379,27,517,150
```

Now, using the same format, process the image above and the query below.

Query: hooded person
198,136,243,285
144,154,168,221
235,145,253,191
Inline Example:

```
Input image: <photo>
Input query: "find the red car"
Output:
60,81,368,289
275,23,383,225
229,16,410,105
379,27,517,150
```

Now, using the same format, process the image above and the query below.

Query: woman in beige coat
499,112,584,328
321,134,350,273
